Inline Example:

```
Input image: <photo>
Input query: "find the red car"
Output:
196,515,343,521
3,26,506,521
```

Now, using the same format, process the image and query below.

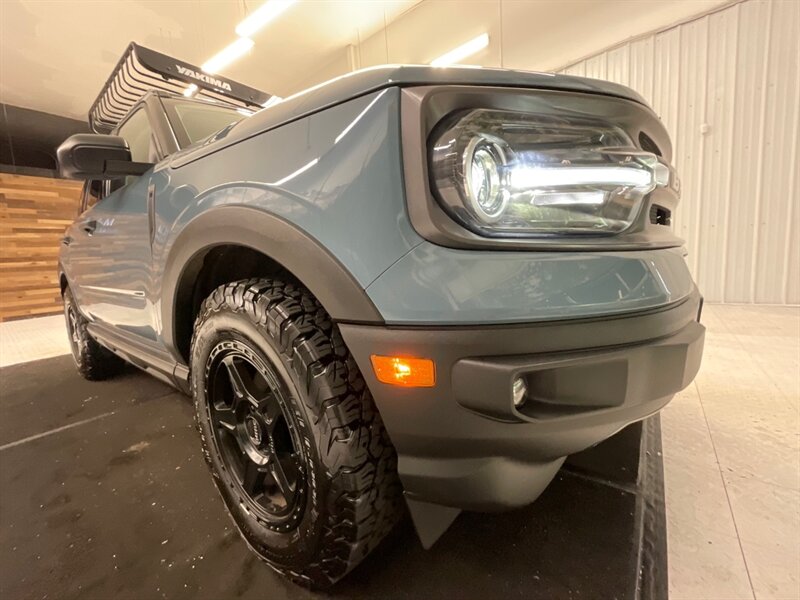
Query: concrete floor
1,304,799,598
0,354,665,599
660,305,800,600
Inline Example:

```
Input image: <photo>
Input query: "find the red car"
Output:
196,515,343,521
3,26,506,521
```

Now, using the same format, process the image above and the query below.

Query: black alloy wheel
206,341,307,530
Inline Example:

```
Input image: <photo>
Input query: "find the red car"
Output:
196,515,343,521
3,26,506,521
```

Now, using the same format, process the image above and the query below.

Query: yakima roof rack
88,42,272,133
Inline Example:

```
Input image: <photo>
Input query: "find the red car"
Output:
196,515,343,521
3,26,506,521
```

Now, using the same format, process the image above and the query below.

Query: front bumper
339,289,704,512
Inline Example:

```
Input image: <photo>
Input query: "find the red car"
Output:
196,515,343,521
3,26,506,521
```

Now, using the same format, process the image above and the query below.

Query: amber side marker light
370,355,436,387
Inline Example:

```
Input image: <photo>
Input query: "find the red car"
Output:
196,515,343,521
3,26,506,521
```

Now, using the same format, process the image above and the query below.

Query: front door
67,106,159,341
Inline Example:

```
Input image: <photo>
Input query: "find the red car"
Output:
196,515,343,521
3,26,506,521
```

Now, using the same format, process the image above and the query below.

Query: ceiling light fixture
236,0,296,38
201,37,254,74
430,33,489,67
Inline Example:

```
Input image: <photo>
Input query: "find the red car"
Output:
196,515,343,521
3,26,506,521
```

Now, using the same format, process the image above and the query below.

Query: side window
80,180,103,213
116,107,157,186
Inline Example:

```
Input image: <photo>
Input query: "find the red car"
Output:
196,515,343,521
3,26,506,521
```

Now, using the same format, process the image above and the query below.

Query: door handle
82,220,97,235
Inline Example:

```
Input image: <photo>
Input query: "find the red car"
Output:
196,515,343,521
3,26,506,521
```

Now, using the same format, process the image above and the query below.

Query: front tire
190,278,402,588
63,287,124,380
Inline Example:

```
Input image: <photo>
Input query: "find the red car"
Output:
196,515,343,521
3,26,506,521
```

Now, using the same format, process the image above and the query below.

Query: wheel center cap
245,415,262,445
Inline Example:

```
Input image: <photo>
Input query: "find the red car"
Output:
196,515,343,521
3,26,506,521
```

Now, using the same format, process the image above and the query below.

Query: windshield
168,100,250,145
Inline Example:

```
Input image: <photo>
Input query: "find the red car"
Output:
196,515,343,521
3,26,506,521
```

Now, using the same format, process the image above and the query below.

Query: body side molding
83,285,146,298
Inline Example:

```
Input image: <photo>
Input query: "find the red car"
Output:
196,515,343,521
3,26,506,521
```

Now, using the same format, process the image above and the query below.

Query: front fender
159,205,383,360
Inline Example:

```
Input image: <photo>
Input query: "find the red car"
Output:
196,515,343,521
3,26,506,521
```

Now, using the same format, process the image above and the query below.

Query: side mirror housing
57,134,153,180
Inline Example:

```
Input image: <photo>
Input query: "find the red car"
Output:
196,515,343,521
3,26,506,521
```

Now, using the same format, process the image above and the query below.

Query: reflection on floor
662,304,799,600
0,314,69,367
0,304,798,598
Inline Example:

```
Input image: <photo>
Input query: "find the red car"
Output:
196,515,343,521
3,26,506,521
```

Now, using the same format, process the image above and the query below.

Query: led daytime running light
509,165,654,191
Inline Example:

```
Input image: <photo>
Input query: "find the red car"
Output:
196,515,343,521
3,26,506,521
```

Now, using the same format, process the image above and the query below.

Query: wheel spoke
68,310,80,343
222,356,256,410
242,460,266,496
268,453,295,503
262,396,283,435
214,405,237,432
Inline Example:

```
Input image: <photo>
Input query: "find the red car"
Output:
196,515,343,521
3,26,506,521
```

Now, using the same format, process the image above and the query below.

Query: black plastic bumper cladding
453,320,703,422
338,290,704,541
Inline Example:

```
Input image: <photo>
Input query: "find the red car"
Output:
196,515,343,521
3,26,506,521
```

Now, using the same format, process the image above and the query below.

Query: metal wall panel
605,45,630,86
560,0,799,304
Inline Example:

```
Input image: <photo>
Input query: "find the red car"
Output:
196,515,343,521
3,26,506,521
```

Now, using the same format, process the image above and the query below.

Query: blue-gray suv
57,43,704,587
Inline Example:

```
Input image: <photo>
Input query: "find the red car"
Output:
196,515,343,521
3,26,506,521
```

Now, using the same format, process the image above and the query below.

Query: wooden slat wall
0,173,82,321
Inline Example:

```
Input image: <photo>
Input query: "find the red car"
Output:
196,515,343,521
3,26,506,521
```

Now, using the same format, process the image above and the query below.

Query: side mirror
57,133,154,180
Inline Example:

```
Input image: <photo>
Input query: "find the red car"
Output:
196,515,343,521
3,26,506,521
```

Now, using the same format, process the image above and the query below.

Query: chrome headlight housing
429,109,670,236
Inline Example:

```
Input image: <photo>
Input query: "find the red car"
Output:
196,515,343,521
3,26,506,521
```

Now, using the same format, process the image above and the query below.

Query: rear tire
63,287,125,380
190,278,402,588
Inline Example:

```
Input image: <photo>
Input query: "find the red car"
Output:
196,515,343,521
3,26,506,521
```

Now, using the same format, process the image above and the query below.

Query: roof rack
88,42,272,133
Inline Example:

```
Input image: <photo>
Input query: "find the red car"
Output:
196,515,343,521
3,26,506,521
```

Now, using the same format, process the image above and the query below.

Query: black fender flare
160,205,383,361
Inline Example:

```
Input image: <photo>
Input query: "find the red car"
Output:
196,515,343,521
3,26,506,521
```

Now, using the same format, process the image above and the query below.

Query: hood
170,64,649,169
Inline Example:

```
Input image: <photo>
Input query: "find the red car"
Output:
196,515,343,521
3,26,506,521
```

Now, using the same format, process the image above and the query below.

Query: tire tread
191,278,402,588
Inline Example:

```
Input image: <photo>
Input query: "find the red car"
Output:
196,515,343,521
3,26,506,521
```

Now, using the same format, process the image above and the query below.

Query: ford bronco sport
57,43,705,587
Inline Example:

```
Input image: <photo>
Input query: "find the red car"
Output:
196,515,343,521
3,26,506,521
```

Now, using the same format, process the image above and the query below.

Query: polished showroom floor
660,305,799,599
1,304,798,599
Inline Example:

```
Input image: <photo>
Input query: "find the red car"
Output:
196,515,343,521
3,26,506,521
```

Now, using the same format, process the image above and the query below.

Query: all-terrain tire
63,287,125,380
190,278,402,588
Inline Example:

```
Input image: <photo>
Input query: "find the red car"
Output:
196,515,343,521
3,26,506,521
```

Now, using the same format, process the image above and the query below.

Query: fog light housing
512,377,527,408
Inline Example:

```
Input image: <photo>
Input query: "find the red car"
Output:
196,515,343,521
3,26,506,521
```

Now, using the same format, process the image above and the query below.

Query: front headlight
463,134,508,222
429,109,669,236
